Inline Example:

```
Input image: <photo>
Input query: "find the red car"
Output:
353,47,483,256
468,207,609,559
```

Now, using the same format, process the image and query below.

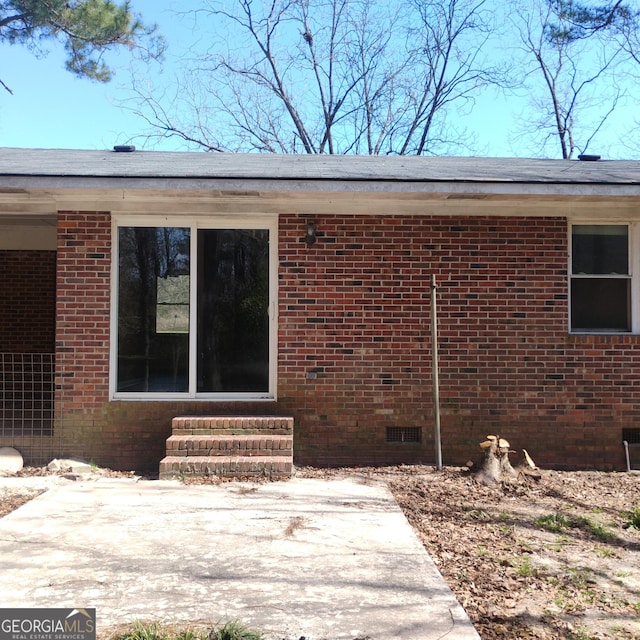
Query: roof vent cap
113,145,136,153
578,154,601,161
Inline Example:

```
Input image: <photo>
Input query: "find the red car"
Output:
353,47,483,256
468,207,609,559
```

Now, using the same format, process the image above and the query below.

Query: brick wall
55,212,113,464
277,214,633,470
0,250,56,352
51,212,636,471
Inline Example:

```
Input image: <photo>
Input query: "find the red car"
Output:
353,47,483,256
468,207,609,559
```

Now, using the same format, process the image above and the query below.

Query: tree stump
474,436,519,486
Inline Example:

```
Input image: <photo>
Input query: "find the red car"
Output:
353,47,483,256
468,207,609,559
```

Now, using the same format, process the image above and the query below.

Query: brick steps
165,434,293,457
171,416,293,436
159,416,294,480
159,455,292,478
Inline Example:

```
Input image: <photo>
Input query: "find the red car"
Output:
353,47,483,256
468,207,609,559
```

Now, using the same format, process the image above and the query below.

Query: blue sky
0,0,635,158
0,1,185,151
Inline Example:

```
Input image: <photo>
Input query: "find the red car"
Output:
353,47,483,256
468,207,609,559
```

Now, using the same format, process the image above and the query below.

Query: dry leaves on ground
0,487,43,518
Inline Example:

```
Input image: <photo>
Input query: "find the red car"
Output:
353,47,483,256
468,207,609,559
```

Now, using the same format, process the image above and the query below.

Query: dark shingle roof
0,147,638,184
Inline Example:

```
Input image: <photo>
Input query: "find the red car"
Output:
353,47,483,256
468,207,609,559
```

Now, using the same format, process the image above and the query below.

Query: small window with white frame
570,223,631,332
111,217,277,399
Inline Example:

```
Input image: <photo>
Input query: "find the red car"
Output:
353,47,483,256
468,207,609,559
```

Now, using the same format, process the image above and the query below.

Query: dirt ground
1,464,639,640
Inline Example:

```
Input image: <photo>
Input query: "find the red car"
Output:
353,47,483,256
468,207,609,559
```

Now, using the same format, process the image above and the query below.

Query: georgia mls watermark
0,609,95,640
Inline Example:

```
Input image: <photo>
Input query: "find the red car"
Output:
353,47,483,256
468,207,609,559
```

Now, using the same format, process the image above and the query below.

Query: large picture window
113,219,276,399
570,224,631,332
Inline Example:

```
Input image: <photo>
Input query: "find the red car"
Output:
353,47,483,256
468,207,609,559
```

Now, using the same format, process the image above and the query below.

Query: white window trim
109,214,278,401
568,221,638,334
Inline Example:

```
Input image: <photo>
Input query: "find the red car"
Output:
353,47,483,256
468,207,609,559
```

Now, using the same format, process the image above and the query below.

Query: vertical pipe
431,274,443,470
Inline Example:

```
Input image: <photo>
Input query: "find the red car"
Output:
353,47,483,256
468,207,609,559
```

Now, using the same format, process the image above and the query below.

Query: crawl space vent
386,426,421,444
622,428,640,444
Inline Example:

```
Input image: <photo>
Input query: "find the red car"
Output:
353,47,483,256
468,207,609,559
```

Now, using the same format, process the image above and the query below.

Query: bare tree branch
510,0,625,158
123,0,508,154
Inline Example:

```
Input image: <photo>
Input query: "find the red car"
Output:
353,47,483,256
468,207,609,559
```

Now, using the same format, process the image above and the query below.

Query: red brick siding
51,213,636,471
0,250,56,352
277,215,632,470
55,212,112,463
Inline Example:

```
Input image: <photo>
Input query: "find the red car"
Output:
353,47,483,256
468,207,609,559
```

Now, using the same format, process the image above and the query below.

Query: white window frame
568,221,640,334
109,215,278,401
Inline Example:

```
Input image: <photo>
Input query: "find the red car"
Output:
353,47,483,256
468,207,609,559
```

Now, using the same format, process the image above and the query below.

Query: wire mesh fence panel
0,353,56,463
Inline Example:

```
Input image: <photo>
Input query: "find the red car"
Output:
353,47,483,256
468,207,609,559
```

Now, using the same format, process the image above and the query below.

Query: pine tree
0,0,163,93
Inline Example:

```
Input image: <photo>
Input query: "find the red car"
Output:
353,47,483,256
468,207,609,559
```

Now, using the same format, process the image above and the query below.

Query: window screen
571,225,631,332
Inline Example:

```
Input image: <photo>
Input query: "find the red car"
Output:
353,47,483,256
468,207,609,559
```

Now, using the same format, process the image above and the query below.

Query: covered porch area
0,214,58,464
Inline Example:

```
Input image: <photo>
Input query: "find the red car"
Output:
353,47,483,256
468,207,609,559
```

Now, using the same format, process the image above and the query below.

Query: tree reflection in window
117,226,270,394
197,229,269,393
117,227,190,392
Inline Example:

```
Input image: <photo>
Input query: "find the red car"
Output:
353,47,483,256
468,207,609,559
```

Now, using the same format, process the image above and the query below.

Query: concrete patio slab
0,476,480,640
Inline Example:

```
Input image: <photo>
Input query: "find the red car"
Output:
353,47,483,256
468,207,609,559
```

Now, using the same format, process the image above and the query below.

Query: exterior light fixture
305,221,317,246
